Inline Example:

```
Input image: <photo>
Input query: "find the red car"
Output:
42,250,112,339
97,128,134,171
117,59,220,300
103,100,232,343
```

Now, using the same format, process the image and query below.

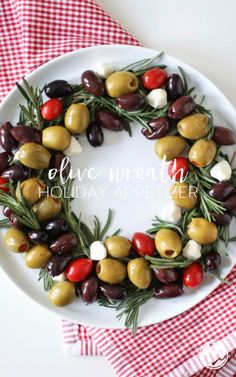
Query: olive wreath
0,53,235,334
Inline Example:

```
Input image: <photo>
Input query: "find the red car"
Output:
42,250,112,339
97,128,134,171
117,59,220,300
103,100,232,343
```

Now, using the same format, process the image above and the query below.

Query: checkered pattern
1,1,236,376
0,0,139,100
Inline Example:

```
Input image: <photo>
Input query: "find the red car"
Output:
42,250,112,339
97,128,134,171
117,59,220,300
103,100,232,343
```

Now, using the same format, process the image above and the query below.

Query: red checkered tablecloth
1,1,235,376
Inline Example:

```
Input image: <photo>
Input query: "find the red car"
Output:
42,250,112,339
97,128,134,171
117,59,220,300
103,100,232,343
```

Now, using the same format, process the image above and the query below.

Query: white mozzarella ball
14,151,20,160
210,160,232,181
53,273,66,282
182,240,201,260
63,136,83,156
94,62,114,79
159,202,182,224
90,240,107,261
147,89,167,109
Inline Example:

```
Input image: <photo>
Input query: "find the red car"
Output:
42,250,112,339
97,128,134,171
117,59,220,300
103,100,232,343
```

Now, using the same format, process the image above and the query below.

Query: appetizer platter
0,45,235,332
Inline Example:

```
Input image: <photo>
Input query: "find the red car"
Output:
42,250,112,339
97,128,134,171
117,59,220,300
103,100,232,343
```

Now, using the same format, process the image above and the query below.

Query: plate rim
0,44,235,329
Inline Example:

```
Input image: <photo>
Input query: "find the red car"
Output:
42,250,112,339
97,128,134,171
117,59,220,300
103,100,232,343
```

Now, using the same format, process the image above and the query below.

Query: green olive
187,217,218,244
177,114,209,140
18,143,51,169
32,196,62,222
189,139,217,167
170,182,198,209
49,281,76,307
127,258,152,289
65,103,90,134
104,236,131,258
4,228,30,253
154,136,187,161
155,229,182,258
42,126,71,151
25,244,52,268
96,258,127,284
17,178,46,205
105,71,139,98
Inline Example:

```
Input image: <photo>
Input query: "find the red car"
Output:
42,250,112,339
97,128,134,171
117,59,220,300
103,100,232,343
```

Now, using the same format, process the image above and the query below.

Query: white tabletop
1,1,235,376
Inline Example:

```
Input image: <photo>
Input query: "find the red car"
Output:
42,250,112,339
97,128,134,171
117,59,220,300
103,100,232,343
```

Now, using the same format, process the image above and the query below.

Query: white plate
0,45,235,329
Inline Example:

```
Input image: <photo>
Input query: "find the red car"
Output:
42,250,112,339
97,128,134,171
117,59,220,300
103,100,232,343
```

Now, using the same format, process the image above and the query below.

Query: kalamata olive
9,214,25,230
105,236,131,258
170,182,198,209
45,80,73,98
10,125,42,144
50,232,78,254
80,276,98,303
154,135,187,161
142,117,170,140
2,164,29,182
50,152,71,177
224,194,236,215
18,143,51,169
49,281,76,307
25,244,52,269
81,70,105,96
209,181,234,201
4,228,30,253
187,218,218,244
212,212,232,226
46,254,71,276
105,71,138,98
44,218,68,238
42,126,71,151
155,229,182,258
3,206,13,218
154,283,183,299
204,251,221,271
32,196,62,222
64,103,90,134
28,230,48,244
127,258,152,289
213,126,235,145
95,108,124,131
0,122,18,152
153,268,178,283
116,93,146,111
96,258,127,284
100,283,126,300
168,96,196,119
189,139,217,167
165,74,184,100
18,178,46,205
86,121,104,147
0,152,13,175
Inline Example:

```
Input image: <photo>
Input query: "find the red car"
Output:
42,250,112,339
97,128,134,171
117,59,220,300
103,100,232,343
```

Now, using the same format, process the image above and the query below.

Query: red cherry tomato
41,98,63,120
0,177,9,192
168,157,190,180
142,68,168,90
183,262,203,288
65,258,93,283
132,232,155,257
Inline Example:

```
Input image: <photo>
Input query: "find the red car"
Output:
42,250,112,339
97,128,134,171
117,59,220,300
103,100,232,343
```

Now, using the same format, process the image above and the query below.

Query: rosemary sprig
38,268,54,291
53,177,119,257
186,167,226,221
145,255,192,269
16,78,44,129
73,86,169,130
0,188,40,229
121,52,164,73
116,287,155,334
0,218,10,228
147,216,186,237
